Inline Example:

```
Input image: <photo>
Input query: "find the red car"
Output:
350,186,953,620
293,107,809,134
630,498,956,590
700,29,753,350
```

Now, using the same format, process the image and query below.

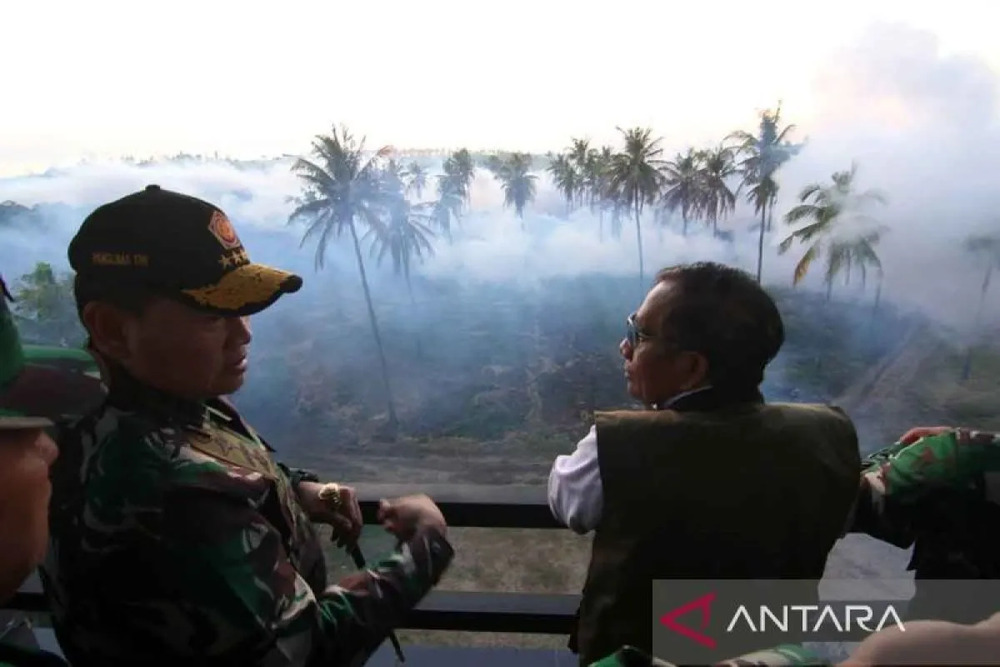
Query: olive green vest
573,397,860,665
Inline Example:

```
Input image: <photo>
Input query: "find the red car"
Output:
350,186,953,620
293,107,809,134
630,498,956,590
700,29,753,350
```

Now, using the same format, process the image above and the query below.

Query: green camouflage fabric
852,429,1000,565
851,428,1000,623
40,369,454,666
588,644,826,666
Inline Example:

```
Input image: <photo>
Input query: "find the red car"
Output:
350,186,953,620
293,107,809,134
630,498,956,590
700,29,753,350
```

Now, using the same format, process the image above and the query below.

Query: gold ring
317,483,342,510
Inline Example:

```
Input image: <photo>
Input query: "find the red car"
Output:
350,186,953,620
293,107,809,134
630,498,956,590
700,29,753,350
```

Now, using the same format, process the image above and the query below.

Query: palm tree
607,127,665,284
659,148,703,236
778,163,887,300
698,145,738,237
366,161,437,303
288,125,399,430
568,138,591,207
729,104,802,282
585,146,615,240
960,233,1000,380
547,153,578,215
430,178,463,243
403,161,428,199
488,153,537,226
444,149,476,208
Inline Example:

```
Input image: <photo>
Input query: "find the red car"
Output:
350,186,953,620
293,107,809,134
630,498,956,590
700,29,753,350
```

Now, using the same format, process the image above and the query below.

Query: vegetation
778,163,888,301
6,262,82,346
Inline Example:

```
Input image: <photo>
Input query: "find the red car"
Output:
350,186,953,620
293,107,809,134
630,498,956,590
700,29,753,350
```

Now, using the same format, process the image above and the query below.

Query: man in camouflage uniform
40,186,454,666
0,274,81,667
851,425,1000,623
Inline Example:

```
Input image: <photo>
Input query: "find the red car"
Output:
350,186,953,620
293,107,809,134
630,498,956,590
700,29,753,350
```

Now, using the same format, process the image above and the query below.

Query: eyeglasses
625,312,657,348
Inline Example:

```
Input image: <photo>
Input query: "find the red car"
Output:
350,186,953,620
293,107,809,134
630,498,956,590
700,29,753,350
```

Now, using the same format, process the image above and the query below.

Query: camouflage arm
276,461,321,488
850,429,1000,546
77,483,452,666
163,486,453,666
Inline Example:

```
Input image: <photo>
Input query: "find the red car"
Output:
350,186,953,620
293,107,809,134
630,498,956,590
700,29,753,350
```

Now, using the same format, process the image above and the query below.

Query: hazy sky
2,0,998,175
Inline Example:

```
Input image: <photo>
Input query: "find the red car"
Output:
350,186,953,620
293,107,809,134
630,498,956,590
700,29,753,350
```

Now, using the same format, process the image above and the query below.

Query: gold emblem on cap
218,249,249,269
208,210,242,250
181,263,297,311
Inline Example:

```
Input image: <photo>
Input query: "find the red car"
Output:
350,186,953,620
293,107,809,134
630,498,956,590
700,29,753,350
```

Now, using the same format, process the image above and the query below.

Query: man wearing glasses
547,262,862,665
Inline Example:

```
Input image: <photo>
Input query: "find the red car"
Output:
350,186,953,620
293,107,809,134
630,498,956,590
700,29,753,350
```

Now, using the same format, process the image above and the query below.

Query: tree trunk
348,219,398,430
599,209,604,242
825,279,833,301
682,213,688,237
634,199,645,288
755,202,767,283
407,275,424,361
871,277,882,326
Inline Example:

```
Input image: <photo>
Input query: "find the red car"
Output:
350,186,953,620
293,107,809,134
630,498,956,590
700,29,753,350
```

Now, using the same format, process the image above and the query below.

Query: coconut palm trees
487,152,538,226
698,145,738,237
778,163,887,300
288,126,400,430
729,104,803,282
365,160,437,303
547,153,578,215
659,148,702,236
606,127,665,285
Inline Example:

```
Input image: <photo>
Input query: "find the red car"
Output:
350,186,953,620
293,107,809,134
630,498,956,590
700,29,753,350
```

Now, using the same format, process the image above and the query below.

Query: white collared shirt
546,387,713,534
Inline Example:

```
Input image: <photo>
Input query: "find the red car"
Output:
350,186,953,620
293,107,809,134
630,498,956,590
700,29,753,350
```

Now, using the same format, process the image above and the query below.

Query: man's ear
81,302,132,362
678,351,710,391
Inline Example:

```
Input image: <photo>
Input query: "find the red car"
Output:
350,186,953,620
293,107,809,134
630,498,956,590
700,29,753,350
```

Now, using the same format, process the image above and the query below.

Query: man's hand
898,426,953,445
296,481,363,547
377,494,447,541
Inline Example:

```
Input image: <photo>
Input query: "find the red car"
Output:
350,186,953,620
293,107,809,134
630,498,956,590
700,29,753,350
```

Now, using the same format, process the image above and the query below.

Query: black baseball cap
68,185,303,316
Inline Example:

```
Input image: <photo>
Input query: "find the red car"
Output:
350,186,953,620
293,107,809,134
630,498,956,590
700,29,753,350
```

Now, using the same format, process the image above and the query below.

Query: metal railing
8,483,580,636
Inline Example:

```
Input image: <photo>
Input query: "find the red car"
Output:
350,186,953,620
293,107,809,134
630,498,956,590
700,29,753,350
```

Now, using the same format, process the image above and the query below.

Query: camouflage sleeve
155,485,454,666
276,461,320,488
850,429,1000,546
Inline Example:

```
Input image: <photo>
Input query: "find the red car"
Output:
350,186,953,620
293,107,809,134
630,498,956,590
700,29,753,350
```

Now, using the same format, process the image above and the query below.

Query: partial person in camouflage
850,425,1000,623
0,275,104,424
40,186,454,666
0,277,70,667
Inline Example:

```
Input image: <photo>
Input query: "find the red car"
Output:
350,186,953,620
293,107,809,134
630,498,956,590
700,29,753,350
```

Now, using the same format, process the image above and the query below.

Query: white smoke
1,22,999,335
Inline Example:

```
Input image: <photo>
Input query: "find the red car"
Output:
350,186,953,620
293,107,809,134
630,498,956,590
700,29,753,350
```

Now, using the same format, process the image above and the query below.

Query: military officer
40,186,454,666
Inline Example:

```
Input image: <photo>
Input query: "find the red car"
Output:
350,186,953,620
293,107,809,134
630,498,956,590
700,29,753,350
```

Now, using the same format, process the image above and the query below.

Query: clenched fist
377,494,447,541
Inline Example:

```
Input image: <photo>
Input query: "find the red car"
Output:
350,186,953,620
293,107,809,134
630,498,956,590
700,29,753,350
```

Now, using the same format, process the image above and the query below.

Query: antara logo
659,592,718,648
726,604,906,634
659,593,906,648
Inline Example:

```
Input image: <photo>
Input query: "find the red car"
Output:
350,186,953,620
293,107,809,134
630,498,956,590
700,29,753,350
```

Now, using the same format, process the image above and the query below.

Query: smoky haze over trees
1,23,999,483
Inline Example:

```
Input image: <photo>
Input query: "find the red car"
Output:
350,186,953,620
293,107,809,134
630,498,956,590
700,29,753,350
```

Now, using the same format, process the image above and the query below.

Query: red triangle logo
659,591,717,649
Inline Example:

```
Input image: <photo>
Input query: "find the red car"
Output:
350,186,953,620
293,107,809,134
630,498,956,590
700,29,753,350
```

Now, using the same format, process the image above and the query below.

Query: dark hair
73,273,158,327
652,262,784,390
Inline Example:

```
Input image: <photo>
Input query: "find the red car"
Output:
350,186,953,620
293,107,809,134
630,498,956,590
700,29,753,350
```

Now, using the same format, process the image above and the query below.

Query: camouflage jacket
851,428,1000,579
40,368,453,667
588,644,826,666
